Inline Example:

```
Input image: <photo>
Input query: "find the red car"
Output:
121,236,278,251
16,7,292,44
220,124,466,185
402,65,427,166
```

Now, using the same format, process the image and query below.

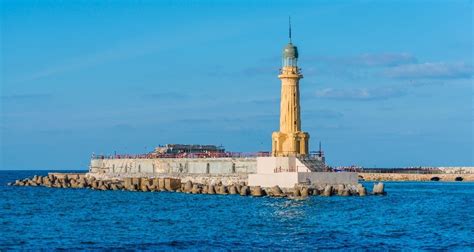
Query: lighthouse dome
283,43,298,59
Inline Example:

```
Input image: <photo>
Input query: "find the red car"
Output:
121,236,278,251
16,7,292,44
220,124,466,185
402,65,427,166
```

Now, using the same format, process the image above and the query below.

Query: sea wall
360,173,474,182
90,157,257,175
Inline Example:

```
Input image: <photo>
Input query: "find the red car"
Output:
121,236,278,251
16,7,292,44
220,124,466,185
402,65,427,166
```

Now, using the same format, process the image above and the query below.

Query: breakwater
8,173,385,198
360,173,474,182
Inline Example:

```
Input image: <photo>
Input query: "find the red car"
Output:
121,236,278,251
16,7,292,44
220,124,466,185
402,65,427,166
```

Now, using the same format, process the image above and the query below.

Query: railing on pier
353,168,443,174
91,151,272,160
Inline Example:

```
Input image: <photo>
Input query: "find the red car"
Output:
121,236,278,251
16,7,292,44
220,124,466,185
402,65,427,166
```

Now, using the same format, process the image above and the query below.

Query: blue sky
1,0,472,170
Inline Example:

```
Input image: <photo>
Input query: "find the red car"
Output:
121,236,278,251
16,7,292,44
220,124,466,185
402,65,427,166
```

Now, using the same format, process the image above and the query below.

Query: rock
132,178,140,189
357,184,367,196
165,178,181,191
342,189,351,196
191,184,201,194
293,188,301,197
240,186,249,196
337,184,345,196
373,182,385,195
228,185,238,195
124,178,132,189
300,187,309,198
218,185,228,195
158,178,165,190
251,186,264,197
184,181,193,192
235,184,242,194
271,186,284,197
152,178,160,191
312,188,320,196
323,185,333,196
207,185,216,194
141,179,152,192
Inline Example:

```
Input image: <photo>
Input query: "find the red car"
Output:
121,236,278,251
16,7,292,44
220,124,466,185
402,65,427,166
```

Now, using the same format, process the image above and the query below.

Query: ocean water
1,170,473,250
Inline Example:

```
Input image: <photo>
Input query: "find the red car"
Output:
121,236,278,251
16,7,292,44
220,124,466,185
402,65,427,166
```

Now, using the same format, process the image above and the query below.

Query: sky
0,0,473,170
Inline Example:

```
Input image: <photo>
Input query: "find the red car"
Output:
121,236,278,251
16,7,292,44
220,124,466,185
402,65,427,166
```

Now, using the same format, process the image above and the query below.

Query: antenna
288,16,292,43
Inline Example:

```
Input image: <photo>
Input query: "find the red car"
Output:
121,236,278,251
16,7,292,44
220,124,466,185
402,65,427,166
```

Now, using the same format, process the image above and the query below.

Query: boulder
228,185,238,195
158,178,166,190
218,185,228,195
191,184,202,194
235,184,242,194
342,189,351,196
240,186,249,196
165,178,181,191
300,187,309,198
357,184,367,196
184,181,193,192
207,185,216,194
373,182,385,195
124,178,132,189
272,186,284,197
312,188,320,196
132,178,140,188
293,188,301,197
152,178,160,190
251,186,264,197
337,184,345,196
141,179,152,192
323,185,333,196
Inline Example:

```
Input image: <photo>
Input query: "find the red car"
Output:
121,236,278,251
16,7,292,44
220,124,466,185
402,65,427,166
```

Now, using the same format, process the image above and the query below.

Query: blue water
1,171,473,250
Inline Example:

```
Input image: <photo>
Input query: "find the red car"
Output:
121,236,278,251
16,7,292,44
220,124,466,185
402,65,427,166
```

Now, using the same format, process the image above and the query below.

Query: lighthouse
271,21,309,157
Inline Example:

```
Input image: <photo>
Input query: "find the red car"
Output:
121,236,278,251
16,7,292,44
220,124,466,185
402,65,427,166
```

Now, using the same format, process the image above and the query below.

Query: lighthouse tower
271,22,309,157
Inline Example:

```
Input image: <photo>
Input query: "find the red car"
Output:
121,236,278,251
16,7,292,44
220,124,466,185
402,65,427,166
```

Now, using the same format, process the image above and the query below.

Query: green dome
283,43,298,59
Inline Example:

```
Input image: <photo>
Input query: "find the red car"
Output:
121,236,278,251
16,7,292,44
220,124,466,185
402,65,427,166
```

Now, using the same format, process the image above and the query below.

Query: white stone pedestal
248,157,358,188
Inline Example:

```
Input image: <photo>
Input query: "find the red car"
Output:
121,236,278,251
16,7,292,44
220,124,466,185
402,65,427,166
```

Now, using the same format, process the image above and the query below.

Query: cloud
384,62,473,79
315,87,406,101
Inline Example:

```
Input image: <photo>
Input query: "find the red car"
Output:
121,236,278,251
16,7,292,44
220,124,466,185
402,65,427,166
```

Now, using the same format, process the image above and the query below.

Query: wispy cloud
384,62,473,79
315,87,406,101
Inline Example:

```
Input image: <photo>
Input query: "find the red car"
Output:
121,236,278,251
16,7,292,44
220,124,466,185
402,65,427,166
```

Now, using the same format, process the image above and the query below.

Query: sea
1,170,473,250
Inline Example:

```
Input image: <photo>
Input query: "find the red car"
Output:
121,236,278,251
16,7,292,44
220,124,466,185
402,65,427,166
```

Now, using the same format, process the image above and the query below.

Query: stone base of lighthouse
271,131,309,157
248,157,358,188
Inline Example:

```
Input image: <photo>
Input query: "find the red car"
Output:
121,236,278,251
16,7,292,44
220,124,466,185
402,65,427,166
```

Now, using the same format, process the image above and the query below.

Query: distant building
154,144,225,154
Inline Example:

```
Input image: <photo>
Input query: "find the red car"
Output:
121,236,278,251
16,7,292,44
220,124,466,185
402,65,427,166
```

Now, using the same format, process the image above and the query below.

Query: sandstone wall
90,157,257,176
